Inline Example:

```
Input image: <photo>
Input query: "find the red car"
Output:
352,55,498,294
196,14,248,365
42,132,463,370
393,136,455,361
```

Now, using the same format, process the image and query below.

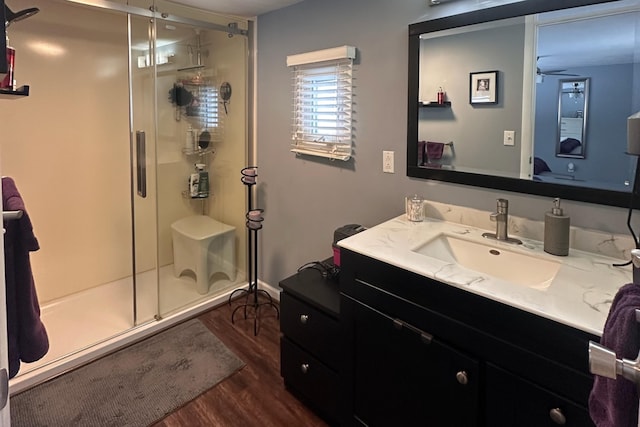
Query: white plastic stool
171,215,236,294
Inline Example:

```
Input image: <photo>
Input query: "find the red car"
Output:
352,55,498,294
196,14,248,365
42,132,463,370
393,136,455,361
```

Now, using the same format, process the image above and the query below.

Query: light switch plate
503,130,515,146
383,151,394,173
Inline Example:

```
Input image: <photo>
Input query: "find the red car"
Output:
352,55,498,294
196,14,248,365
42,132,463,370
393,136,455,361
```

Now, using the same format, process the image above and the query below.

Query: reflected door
0,159,9,426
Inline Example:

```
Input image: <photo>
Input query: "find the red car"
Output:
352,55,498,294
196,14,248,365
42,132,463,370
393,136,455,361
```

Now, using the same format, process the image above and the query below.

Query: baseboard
258,280,280,302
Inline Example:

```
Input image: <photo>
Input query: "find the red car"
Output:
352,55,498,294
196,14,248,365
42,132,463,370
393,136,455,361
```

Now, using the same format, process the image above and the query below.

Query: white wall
3,1,249,303
3,1,132,303
256,0,634,287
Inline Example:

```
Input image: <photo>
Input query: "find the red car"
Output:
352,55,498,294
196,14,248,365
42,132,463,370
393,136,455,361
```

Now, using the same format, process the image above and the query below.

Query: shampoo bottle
195,163,209,198
544,198,570,256
189,165,200,198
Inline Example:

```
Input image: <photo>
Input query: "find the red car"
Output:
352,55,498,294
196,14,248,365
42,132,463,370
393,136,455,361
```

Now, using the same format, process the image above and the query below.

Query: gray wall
418,22,525,175
256,0,634,287
534,63,636,188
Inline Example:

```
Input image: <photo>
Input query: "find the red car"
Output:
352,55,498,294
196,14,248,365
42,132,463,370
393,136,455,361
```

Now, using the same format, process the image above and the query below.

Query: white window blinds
287,46,356,161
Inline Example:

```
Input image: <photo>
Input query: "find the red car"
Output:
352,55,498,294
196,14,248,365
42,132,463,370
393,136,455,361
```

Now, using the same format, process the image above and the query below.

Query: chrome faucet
482,199,522,245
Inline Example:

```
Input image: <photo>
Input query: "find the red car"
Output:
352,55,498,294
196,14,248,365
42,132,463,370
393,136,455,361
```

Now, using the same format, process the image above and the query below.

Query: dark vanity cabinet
279,264,341,424
342,297,480,426
340,249,598,427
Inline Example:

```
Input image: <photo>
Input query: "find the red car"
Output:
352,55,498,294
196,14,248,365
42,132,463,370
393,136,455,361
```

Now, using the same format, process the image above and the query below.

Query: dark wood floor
153,299,328,427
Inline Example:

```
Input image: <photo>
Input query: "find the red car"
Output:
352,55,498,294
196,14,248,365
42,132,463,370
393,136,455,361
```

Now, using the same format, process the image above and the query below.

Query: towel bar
2,210,22,221
589,309,640,385
589,340,640,386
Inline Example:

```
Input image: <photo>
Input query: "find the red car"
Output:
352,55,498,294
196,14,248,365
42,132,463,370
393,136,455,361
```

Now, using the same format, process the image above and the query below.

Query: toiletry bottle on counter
189,163,209,198
544,198,570,256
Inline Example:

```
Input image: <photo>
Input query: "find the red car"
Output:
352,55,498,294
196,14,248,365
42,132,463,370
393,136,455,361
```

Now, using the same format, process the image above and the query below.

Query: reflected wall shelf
419,101,451,108
0,85,29,99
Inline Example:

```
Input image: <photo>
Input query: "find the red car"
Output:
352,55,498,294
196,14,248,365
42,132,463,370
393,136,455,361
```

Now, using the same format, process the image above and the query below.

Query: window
197,84,222,136
287,46,356,161
175,79,223,144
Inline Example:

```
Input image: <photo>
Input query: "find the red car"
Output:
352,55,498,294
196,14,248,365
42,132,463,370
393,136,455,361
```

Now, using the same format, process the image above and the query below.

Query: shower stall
2,0,250,393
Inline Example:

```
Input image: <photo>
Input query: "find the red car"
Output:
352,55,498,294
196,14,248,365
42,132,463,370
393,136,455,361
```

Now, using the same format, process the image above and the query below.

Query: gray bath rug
10,318,245,426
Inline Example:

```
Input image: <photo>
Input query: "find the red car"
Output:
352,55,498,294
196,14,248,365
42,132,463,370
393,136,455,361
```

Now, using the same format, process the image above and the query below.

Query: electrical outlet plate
383,151,394,173
503,130,515,146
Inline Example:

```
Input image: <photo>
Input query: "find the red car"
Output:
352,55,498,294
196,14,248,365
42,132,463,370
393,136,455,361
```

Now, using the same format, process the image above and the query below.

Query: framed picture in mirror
470,70,498,105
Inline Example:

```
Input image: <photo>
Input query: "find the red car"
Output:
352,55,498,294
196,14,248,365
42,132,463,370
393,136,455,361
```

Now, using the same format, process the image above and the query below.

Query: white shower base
8,264,271,395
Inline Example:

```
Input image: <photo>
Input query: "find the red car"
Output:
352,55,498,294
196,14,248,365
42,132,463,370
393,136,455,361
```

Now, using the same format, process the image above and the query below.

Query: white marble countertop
338,215,633,337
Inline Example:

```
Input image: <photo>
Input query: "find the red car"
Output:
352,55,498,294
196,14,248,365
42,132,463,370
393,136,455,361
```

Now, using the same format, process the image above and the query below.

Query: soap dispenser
544,198,570,256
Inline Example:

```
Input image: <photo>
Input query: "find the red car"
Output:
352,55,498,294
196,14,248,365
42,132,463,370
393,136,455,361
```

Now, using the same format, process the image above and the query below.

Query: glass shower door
130,3,250,322
153,9,249,317
130,13,160,324
130,13,220,320
154,17,229,316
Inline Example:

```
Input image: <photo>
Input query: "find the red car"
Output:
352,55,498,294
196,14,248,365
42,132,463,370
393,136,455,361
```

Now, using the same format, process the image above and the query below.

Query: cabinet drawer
486,363,594,427
281,337,339,422
280,292,340,369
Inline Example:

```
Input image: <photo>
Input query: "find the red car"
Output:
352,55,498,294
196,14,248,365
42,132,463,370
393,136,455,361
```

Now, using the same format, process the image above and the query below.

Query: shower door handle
0,368,7,410
136,131,147,198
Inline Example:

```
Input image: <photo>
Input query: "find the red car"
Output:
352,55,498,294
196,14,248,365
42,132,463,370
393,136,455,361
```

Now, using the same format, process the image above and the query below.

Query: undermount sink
412,233,561,289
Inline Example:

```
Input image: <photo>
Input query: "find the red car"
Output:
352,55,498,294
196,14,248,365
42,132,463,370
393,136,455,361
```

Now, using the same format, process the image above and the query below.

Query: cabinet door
351,301,479,427
486,363,594,427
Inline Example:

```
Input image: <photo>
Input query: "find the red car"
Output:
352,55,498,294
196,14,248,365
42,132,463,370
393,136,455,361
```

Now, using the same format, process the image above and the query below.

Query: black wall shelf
420,101,451,108
0,85,30,98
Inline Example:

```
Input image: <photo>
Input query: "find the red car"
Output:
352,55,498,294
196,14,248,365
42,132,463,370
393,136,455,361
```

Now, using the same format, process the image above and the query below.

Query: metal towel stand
588,248,640,426
228,167,279,335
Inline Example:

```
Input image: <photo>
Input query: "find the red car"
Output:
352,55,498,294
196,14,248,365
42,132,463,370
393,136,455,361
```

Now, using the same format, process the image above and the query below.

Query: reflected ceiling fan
536,56,578,82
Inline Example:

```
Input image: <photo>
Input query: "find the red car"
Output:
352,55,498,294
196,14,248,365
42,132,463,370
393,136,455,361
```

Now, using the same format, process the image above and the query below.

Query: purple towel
418,141,426,165
2,177,49,378
589,282,640,427
426,141,445,160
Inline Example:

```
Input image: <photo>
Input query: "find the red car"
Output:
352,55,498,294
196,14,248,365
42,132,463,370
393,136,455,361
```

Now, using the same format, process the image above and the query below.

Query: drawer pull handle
455,371,468,385
549,408,566,425
301,363,310,374
300,314,309,324
392,318,403,330
420,332,433,344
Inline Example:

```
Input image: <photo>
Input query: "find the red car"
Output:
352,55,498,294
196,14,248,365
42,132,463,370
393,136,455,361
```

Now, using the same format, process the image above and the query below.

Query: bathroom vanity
337,213,631,426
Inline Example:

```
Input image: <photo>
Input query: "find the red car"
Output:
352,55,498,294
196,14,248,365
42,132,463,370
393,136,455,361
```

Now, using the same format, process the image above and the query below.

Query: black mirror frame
1,0,6,74
406,0,633,208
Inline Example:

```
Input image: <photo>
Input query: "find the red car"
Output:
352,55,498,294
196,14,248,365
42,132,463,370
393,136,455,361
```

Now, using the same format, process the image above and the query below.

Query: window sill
291,148,351,161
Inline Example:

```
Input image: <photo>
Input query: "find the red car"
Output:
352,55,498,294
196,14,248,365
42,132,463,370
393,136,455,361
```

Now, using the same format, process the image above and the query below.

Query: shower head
5,5,40,27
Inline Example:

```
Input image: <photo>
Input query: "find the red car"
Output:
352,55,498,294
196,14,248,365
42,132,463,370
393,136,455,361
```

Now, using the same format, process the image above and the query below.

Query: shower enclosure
1,0,250,395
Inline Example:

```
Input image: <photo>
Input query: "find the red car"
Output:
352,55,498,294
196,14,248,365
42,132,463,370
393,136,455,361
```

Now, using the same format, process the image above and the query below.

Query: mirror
557,79,588,159
407,0,640,208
